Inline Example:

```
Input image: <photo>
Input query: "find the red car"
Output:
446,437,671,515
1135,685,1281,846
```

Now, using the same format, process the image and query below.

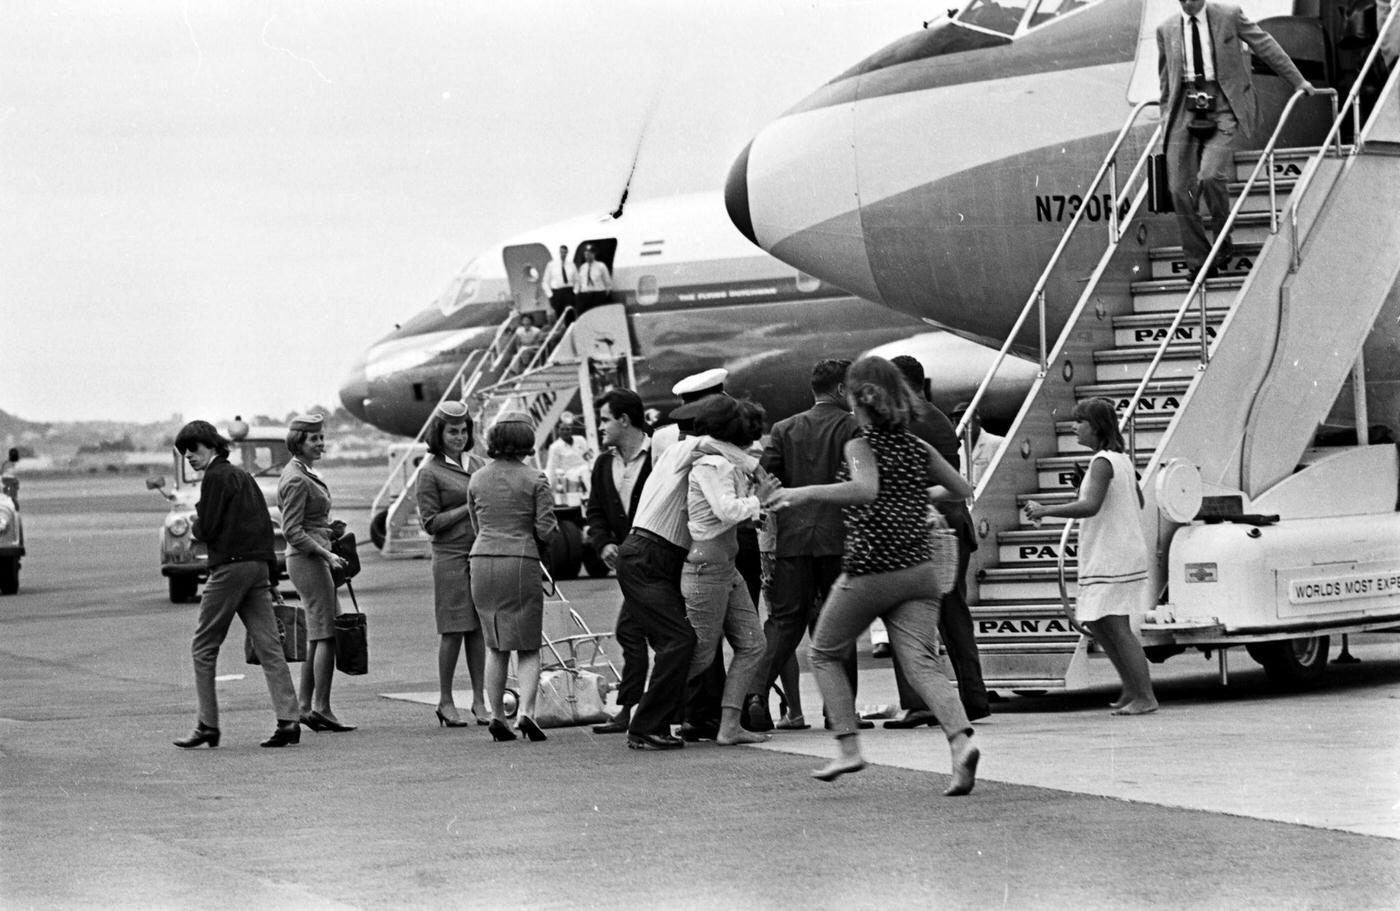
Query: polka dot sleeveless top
841,427,931,576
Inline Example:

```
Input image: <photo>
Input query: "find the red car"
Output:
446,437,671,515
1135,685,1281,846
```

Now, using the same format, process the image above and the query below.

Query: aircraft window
438,258,484,316
796,272,821,293
636,274,659,306
954,0,1033,36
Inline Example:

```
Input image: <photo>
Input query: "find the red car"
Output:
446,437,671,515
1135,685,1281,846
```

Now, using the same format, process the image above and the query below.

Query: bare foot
811,756,868,781
1108,694,1130,710
1111,700,1159,716
944,742,980,796
716,728,771,745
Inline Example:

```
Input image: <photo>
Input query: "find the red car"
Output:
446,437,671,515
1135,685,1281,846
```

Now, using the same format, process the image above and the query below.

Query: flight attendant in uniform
415,401,489,727
279,413,357,734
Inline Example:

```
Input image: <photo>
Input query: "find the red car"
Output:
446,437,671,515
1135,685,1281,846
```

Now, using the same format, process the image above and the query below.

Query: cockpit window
953,0,1098,36
437,257,484,317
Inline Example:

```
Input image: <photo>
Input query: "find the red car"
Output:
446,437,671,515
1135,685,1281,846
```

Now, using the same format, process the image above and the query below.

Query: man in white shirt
572,244,613,315
543,245,576,323
951,402,1005,486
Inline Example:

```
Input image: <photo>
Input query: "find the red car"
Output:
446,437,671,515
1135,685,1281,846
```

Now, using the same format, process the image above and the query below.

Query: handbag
333,579,369,675
1148,152,1174,214
245,598,308,664
927,508,960,597
330,531,361,588
533,668,609,728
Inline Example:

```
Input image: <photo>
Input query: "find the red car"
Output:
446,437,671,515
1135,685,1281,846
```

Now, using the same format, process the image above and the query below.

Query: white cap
671,368,728,400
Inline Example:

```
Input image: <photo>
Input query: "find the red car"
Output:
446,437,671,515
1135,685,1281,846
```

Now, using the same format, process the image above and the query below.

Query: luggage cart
499,564,620,719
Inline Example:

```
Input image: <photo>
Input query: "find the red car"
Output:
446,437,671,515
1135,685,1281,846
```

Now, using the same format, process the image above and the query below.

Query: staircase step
1149,244,1262,280
1131,275,1245,313
997,528,1079,566
1093,343,1204,382
1112,309,1228,346
1232,146,1322,182
1036,452,1151,490
1055,414,1171,454
971,601,1082,643
980,566,1077,602
1074,378,1191,415
1227,178,1296,216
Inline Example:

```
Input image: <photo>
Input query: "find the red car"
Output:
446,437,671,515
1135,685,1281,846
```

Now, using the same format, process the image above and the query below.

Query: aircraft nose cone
724,141,756,246
338,360,370,422
725,106,882,303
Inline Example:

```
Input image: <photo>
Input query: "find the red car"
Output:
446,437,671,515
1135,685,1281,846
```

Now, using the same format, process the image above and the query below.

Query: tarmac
2,470,1397,909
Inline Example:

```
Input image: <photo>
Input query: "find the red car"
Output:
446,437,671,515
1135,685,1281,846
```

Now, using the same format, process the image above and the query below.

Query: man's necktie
1190,16,1206,86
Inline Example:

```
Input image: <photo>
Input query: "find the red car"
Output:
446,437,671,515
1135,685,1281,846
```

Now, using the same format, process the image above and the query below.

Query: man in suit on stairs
1158,0,1314,278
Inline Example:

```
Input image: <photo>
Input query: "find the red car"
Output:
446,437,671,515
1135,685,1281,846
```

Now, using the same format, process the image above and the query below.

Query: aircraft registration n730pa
339,192,1036,437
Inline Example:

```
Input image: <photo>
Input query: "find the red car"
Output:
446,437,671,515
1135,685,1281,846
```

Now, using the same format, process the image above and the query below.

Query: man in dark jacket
171,420,301,749
585,389,652,734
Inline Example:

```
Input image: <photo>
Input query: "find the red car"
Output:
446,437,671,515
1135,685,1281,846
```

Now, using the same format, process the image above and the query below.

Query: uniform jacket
466,459,559,559
277,458,334,557
416,453,481,553
1157,2,1306,143
585,447,652,554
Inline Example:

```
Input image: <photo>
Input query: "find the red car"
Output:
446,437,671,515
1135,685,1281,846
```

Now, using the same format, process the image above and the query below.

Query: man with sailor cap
615,367,733,750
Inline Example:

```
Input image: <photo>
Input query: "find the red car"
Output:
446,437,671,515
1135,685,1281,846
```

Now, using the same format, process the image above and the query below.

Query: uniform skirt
286,551,340,640
431,548,478,635
468,555,543,651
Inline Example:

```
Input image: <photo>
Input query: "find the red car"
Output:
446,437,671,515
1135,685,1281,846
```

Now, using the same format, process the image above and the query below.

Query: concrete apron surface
386,636,1400,840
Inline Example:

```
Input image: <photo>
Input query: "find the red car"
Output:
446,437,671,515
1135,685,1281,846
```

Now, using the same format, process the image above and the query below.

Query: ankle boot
173,722,220,749
260,719,301,748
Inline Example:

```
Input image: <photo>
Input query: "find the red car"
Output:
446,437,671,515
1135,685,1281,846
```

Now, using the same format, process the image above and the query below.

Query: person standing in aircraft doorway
544,245,576,324
1158,0,1314,279
573,244,612,316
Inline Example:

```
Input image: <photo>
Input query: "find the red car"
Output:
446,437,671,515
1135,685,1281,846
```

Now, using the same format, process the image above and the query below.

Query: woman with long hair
467,412,558,742
1025,397,1158,715
415,401,488,727
770,356,978,793
278,413,355,734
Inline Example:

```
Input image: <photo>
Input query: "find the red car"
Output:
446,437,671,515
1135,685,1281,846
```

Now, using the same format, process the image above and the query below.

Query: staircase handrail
1116,87,1337,447
1289,3,1399,270
367,345,489,518
1054,517,1094,638
954,99,1162,467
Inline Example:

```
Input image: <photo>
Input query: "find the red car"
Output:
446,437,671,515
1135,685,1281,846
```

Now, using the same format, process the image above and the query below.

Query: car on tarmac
0,488,23,595
146,419,289,603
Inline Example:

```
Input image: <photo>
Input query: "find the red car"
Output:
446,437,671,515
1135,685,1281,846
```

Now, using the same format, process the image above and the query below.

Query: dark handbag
246,598,308,664
330,531,361,588
1148,152,1174,213
333,579,369,675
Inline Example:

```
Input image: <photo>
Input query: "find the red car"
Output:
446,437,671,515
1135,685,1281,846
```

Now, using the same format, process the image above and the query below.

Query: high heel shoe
517,716,547,742
305,710,356,733
436,708,471,729
488,718,517,742
470,709,490,727
260,720,302,748
300,711,329,732
173,722,220,749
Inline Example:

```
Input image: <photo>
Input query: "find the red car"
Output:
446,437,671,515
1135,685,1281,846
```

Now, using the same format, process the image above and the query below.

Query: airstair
956,20,1400,693
369,303,636,563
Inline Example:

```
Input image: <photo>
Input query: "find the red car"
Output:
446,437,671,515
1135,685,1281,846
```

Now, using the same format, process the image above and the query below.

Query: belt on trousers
630,527,686,556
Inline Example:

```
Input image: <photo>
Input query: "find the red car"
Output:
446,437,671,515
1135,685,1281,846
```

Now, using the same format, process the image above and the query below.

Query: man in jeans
172,419,301,750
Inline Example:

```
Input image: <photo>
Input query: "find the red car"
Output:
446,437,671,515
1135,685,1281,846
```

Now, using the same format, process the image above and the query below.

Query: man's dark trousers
617,531,696,736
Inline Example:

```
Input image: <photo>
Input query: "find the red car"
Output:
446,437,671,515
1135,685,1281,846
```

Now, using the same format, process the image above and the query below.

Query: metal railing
1115,87,1337,448
1289,2,1399,270
953,99,1162,474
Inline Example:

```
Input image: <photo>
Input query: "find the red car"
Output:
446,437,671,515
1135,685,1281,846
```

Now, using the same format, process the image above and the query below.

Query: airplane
724,0,1387,343
338,192,1037,438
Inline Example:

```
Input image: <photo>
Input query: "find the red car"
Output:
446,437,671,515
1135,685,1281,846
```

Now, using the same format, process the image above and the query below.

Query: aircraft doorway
502,243,552,322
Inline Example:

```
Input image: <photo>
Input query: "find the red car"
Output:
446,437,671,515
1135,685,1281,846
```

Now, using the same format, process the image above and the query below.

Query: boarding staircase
956,21,1400,692
369,308,581,556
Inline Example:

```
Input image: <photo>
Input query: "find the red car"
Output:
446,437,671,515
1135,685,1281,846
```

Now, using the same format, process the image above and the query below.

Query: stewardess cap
289,413,324,432
435,401,470,422
494,410,535,429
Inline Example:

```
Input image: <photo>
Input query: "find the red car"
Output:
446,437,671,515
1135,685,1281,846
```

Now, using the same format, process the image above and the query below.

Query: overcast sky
0,0,929,425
